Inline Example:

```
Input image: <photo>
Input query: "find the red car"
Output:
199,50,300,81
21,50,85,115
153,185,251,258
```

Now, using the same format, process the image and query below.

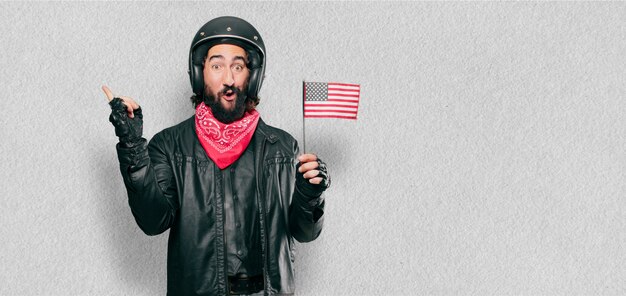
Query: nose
222,67,235,87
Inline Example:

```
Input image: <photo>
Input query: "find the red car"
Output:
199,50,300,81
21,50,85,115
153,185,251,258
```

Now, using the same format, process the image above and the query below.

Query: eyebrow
207,55,247,63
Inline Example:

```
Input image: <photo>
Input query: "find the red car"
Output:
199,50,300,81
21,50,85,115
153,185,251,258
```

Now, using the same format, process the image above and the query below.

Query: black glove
296,157,331,198
108,97,143,147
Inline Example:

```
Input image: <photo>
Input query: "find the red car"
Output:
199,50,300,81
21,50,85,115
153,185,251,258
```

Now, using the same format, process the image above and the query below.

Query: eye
210,64,222,71
233,64,245,72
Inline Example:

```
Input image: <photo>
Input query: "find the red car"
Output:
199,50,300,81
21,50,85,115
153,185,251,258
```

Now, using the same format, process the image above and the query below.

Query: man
103,16,330,296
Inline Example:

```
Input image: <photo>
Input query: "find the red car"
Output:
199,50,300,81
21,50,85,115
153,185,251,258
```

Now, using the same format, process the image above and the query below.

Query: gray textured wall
1,2,624,295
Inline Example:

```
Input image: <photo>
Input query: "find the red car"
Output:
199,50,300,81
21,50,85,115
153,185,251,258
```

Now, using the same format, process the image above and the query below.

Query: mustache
218,85,242,96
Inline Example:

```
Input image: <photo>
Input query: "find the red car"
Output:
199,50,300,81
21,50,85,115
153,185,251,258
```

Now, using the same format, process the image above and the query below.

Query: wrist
118,137,144,148
296,179,325,198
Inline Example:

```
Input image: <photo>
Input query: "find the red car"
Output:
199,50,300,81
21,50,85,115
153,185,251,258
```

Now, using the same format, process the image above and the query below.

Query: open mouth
222,90,236,101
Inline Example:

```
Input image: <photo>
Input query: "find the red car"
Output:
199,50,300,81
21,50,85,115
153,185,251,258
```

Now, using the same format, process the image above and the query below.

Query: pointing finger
102,85,114,102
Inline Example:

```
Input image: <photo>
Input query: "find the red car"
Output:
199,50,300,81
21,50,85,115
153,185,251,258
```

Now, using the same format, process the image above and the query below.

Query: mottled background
0,2,624,295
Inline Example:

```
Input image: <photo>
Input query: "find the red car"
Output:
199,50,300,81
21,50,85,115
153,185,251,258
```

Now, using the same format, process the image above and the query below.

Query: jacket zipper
255,135,270,295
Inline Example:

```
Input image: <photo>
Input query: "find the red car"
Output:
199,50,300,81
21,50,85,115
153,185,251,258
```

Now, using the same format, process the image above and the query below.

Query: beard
203,84,248,124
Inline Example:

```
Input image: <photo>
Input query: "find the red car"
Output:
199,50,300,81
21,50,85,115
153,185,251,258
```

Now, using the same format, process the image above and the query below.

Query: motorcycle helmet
188,16,266,98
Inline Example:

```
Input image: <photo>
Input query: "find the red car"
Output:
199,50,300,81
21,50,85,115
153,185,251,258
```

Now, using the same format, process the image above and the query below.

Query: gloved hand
102,86,144,147
296,154,331,198
108,97,143,147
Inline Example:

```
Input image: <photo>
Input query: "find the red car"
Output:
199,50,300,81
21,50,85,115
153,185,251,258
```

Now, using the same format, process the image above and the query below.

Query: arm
104,86,178,235
116,135,178,236
289,143,330,243
289,182,325,243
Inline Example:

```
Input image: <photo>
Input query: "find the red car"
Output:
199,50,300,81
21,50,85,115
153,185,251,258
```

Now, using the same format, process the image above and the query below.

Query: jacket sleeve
288,141,325,243
115,134,179,236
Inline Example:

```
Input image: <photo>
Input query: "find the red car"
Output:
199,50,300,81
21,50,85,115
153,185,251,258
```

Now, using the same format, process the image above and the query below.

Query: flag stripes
304,82,360,120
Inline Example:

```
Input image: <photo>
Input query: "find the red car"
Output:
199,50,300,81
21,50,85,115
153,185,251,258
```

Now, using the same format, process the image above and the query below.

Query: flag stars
306,82,328,101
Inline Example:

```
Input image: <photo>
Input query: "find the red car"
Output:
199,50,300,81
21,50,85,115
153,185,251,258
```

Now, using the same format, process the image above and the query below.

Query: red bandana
195,102,260,169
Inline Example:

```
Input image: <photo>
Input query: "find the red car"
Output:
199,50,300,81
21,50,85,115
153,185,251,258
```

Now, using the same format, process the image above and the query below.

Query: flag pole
302,80,306,154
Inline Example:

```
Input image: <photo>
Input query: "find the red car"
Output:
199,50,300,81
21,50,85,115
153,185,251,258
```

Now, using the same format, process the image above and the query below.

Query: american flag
303,82,360,120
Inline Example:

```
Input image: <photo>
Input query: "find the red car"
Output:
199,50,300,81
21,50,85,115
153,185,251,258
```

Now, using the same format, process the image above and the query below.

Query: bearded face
203,83,248,124
200,44,252,124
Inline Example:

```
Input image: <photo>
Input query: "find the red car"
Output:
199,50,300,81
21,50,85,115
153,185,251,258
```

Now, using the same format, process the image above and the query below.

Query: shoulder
256,119,299,153
149,116,195,147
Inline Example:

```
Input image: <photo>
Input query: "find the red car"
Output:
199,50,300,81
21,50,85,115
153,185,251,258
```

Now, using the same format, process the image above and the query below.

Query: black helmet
188,16,266,98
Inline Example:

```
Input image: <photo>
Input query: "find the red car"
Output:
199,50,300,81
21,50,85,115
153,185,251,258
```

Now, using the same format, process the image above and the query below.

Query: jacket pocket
173,152,213,208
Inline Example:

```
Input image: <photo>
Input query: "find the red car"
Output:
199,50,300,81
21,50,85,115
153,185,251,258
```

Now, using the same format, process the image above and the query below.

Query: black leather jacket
115,116,325,295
